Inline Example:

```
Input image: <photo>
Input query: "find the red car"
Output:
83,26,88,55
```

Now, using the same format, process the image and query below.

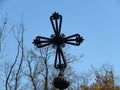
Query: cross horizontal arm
33,36,52,48
64,34,84,46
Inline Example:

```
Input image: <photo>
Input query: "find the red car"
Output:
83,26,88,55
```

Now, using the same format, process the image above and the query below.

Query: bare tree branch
5,31,20,90
15,22,24,90
0,14,8,58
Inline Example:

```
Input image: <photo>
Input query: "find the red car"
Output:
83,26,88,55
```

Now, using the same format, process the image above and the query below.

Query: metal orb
53,75,70,89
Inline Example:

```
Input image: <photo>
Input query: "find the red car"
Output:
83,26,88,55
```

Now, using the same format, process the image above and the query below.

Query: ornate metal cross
33,12,84,90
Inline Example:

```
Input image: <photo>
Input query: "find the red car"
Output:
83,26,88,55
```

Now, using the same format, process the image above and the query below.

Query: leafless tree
24,46,54,90
14,22,24,90
5,21,24,90
24,49,44,90
0,14,8,58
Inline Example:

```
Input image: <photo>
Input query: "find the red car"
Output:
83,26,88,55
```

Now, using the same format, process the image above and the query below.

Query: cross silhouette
33,12,84,70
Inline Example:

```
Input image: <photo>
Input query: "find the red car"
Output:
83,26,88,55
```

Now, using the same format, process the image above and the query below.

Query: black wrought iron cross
33,12,84,69
33,12,84,89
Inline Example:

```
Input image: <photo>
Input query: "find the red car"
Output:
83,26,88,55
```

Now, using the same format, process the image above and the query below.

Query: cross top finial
52,12,60,19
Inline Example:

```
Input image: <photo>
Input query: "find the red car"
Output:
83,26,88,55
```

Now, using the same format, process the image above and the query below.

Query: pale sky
0,0,120,77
